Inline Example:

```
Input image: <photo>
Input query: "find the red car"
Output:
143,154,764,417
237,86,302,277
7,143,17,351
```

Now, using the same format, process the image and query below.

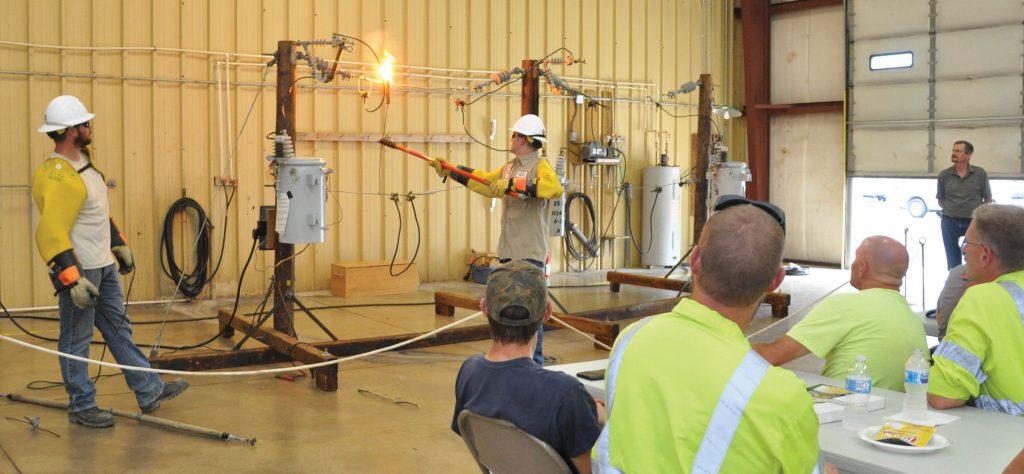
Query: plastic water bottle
843,355,872,431
903,348,930,422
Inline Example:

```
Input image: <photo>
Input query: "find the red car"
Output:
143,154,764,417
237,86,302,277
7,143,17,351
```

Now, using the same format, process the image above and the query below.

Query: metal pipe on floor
0,393,256,445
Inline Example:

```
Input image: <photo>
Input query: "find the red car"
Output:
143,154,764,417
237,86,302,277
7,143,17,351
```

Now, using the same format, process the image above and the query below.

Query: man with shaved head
755,235,928,391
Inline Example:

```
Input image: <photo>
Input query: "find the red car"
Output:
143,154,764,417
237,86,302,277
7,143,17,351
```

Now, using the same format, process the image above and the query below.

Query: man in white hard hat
430,114,563,365
33,95,188,428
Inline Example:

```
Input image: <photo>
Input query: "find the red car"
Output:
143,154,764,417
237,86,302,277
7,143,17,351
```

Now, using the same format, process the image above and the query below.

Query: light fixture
712,104,742,120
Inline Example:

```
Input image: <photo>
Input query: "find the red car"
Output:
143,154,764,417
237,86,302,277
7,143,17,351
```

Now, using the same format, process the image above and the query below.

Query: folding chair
456,409,573,474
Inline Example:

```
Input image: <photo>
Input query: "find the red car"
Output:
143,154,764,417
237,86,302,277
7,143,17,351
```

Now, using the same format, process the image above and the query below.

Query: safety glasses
713,194,786,234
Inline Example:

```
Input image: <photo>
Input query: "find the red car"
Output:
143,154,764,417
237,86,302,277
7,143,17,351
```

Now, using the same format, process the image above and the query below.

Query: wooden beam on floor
765,292,792,318
431,291,620,346
603,273,790,317
606,271,687,293
150,347,291,371
433,291,680,322
151,307,339,391
150,324,496,372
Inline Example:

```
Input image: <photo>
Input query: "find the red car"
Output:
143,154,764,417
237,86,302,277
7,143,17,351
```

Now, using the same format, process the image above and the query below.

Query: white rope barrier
0,311,483,376
745,281,851,340
549,315,613,351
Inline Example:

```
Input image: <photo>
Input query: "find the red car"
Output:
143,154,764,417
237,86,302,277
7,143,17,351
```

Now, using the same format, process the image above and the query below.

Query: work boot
141,378,190,414
68,407,115,428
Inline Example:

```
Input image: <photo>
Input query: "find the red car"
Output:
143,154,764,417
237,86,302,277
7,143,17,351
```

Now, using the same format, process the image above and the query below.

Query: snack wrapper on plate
872,421,936,448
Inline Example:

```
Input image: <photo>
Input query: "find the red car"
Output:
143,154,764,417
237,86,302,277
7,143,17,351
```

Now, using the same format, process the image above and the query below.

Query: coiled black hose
564,192,599,261
160,197,213,299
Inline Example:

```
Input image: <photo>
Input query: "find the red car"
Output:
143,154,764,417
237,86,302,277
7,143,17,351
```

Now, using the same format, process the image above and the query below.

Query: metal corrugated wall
1,0,730,307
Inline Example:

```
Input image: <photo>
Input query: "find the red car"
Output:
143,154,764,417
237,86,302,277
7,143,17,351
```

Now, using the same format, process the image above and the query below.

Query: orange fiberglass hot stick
379,138,526,200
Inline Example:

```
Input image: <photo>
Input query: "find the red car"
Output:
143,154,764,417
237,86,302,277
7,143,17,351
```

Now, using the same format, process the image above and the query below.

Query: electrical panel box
274,158,327,244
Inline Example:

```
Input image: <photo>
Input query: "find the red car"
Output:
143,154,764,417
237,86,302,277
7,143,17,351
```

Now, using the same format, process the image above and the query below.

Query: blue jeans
56,264,164,413
940,216,971,270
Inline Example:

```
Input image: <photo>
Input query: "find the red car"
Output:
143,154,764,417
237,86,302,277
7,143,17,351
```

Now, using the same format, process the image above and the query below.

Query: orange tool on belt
379,138,526,200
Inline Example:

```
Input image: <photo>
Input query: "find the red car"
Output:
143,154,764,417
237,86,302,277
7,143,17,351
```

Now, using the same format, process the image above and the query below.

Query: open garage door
847,0,1024,310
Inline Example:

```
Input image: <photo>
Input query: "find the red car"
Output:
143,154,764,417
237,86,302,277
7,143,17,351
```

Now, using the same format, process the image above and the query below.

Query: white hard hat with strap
509,114,547,143
38,95,95,133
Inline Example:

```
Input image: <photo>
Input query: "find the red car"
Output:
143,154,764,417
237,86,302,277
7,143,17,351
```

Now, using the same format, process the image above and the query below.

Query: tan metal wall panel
1,0,721,306
770,113,845,263
770,6,844,105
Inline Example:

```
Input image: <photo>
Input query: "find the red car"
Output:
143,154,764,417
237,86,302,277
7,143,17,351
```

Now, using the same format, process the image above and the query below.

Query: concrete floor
0,265,933,473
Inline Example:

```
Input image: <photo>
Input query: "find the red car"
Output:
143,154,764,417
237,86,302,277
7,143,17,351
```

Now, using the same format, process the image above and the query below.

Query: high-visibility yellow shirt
787,288,928,391
602,298,821,472
930,270,1024,416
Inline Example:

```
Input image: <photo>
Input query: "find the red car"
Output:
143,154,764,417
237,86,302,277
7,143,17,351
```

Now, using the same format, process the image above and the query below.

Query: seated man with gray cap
452,260,603,473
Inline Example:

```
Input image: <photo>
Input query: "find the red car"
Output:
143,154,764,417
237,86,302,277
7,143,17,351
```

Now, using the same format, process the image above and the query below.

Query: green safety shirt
787,288,928,391
930,270,1024,416
599,298,821,472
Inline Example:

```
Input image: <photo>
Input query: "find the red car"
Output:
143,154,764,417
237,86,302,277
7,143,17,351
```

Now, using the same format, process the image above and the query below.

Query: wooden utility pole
151,40,339,392
274,40,297,338
522,59,539,115
693,73,713,242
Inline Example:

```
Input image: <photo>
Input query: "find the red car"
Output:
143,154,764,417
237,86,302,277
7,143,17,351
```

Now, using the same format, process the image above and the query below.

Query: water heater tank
641,166,682,267
274,158,327,244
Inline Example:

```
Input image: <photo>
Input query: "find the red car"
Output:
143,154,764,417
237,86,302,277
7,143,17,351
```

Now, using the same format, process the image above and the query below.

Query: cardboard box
330,260,419,298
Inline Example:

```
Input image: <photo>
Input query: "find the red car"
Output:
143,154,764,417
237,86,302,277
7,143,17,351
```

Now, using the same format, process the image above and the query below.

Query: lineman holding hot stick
431,114,563,365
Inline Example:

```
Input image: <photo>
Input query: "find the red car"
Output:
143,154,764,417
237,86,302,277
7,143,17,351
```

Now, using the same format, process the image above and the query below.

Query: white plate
858,426,950,454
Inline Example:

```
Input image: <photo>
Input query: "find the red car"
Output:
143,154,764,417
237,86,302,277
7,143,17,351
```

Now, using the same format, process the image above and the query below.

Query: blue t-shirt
452,355,601,467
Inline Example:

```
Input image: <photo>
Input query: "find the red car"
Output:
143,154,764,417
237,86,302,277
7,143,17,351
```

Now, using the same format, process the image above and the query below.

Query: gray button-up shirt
936,164,991,219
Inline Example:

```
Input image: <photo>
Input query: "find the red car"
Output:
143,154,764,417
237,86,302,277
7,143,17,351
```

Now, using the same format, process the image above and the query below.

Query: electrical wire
464,47,574,108
624,184,660,255
460,107,509,153
329,187,455,197
388,194,422,277
155,237,260,355
458,46,577,151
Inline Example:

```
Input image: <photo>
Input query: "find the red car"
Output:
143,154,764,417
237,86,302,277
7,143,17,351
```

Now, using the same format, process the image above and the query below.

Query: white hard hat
510,114,547,143
38,95,95,133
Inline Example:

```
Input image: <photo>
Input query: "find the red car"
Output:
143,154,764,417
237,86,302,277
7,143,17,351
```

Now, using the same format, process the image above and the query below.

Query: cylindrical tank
275,158,327,244
641,166,682,267
709,161,751,209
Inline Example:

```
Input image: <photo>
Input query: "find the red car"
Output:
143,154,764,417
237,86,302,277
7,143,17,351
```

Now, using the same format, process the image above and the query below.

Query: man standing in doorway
33,95,189,428
937,140,992,270
430,114,563,365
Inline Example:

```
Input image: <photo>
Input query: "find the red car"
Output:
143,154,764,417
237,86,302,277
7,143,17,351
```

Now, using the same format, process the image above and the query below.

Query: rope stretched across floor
0,311,615,376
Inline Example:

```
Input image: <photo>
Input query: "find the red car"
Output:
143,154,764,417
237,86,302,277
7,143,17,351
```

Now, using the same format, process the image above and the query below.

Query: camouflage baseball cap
485,260,547,326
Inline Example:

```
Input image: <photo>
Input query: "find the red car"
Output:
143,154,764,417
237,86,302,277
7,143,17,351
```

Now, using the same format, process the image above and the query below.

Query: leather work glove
70,277,100,309
488,178,512,198
112,245,135,275
430,157,451,179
